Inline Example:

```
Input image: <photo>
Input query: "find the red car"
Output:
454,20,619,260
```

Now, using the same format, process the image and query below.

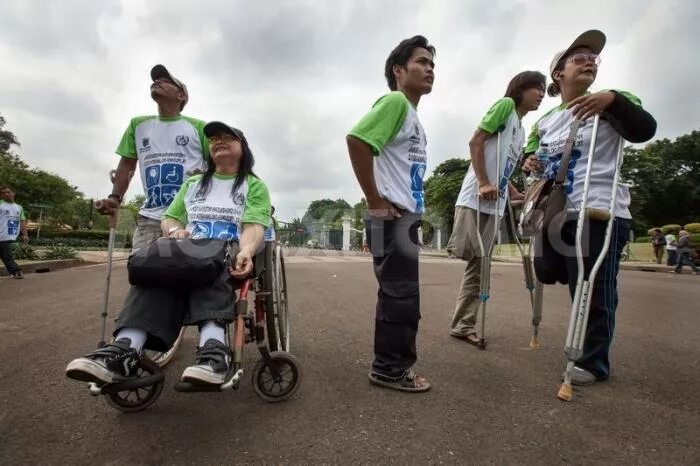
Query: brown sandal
450,332,480,346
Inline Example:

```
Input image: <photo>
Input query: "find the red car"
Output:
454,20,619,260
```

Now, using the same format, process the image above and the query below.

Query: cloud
0,0,697,223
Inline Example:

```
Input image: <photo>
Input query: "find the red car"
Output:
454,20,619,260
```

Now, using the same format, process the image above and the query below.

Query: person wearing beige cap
95,64,210,365
522,30,657,386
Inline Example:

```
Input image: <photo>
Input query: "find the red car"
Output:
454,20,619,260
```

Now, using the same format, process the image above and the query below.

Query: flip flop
368,370,431,393
450,332,480,347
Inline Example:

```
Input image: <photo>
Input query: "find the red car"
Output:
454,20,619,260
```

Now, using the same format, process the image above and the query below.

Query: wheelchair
88,241,300,412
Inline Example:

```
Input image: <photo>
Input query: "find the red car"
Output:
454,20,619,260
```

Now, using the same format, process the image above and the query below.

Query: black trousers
365,213,422,378
114,267,235,352
0,241,21,275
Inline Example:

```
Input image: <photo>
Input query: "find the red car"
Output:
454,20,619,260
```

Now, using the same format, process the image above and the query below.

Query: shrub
635,236,651,243
41,244,79,260
11,243,39,260
661,224,682,235
683,223,700,234
36,229,128,241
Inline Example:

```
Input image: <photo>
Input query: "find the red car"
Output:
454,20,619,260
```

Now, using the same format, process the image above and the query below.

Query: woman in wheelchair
66,121,271,386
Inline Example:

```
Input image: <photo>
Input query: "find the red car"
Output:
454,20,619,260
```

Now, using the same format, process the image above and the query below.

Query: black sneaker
65,339,140,384
181,339,231,385
12,272,23,279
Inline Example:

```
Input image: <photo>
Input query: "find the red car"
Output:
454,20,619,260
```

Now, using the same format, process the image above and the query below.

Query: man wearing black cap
97,64,209,251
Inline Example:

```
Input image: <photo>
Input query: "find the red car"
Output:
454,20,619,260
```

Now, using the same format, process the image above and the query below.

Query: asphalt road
1,256,699,465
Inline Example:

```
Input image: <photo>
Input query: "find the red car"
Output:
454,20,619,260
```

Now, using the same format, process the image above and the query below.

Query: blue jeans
564,217,631,380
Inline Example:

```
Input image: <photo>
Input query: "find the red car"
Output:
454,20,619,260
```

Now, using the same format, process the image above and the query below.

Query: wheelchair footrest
173,381,224,393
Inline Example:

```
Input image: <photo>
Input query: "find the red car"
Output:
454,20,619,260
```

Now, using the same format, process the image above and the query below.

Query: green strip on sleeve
242,176,271,226
348,91,410,155
183,116,211,159
605,89,643,107
115,115,155,159
19,205,26,220
478,97,515,134
163,175,201,225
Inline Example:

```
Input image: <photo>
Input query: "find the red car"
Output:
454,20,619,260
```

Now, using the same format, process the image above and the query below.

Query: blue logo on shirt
7,220,19,236
544,149,582,194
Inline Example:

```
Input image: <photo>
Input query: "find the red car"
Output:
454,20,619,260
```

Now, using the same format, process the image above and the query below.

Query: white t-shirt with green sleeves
0,200,26,241
456,97,524,215
163,173,270,241
116,115,209,221
525,90,643,219
349,91,427,214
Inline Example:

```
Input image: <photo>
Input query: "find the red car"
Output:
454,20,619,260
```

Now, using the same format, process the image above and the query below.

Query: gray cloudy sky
1,0,698,222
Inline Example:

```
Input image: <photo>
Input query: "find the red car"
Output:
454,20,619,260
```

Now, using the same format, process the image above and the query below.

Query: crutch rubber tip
557,383,573,401
477,339,487,350
529,336,541,349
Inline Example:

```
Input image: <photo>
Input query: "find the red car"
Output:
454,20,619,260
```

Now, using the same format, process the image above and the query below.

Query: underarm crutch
507,199,544,349
474,132,503,350
558,115,625,401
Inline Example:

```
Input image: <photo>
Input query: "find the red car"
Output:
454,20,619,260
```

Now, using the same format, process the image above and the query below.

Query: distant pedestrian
0,186,28,279
651,228,665,264
674,230,699,275
665,232,678,266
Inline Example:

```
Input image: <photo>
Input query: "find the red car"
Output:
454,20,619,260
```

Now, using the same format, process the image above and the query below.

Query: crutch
557,115,625,401
95,169,132,347
507,199,544,348
474,132,503,350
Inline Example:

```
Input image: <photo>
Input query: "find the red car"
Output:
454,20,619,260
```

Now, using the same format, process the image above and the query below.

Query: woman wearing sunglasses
522,30,656,387
66,121,270,387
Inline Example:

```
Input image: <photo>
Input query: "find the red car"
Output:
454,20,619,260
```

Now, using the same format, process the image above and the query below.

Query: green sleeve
163,175,200,224
348,92,410,155
115,116,154,159
478,97,515,134
242,176,271,227
183,116,210,159
605,89,642,106
525,121,540,155
19,205,26,220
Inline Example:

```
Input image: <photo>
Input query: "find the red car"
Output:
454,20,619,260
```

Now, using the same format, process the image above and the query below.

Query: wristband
108,193,122,203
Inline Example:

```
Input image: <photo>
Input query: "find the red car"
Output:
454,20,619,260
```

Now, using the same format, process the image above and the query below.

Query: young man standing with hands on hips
346,35,435,392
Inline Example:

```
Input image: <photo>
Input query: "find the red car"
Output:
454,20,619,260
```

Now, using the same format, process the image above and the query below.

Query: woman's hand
567,91,615,121
170,229,191,239
229,249,254,279
521,154,541,173
478,183,498,201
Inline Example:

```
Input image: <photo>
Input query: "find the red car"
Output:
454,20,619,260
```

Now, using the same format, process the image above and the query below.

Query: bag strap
554,120,581,184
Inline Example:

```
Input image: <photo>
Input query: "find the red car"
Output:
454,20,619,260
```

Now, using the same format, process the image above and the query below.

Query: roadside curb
1,258,91,276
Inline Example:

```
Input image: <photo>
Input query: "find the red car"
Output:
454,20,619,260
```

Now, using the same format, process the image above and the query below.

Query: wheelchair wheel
274,244,290,352
263,242,279,351
252,351,301,403
143,326,186,368
105,359,164,413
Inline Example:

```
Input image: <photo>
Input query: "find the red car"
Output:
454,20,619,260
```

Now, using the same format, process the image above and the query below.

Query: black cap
203,121,248,145
150,64,189,109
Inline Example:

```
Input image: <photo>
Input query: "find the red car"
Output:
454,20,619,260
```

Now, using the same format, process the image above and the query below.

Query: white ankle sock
114,327,147,353
199,320,225,347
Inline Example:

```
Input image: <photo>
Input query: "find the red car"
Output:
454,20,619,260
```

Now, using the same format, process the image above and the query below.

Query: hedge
683,223,700,234
29,236,132,249
36,229,132,241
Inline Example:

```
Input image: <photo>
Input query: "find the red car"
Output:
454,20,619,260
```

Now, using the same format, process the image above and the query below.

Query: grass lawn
492,242,658,263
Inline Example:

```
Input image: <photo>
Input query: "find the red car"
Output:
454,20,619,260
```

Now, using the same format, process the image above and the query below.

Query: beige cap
549,30,606,78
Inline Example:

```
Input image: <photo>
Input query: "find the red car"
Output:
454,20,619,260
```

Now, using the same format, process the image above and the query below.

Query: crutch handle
586,208,611,221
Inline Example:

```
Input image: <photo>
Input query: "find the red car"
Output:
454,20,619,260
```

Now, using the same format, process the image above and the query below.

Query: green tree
423,158,469,232
622,130,700,233
302,198,352,228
